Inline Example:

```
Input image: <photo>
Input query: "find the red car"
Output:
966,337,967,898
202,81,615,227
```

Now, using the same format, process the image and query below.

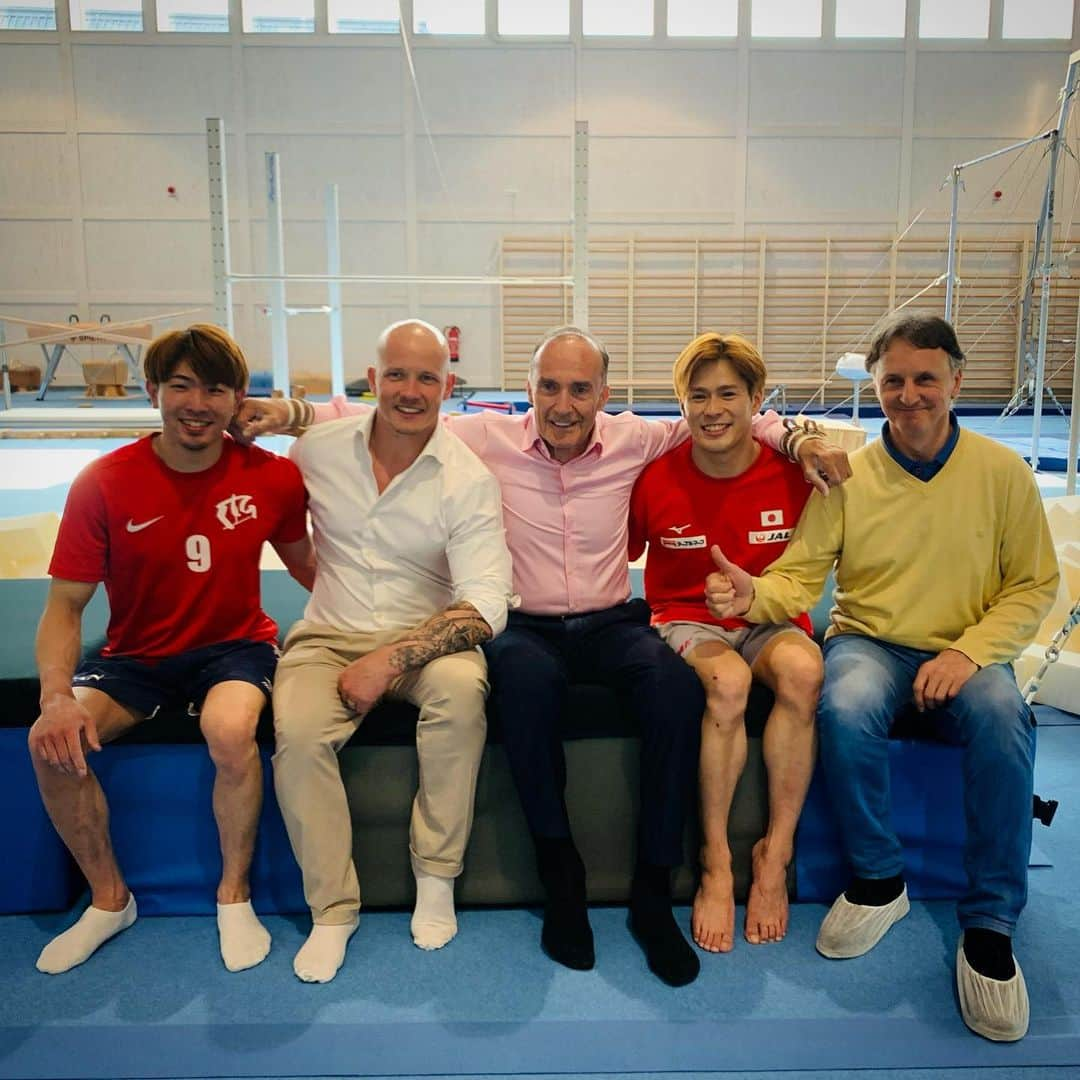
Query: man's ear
443,372,455,400
146,381,160,408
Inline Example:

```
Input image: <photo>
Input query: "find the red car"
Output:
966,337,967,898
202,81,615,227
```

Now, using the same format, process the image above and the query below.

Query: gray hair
529,325,610,386
865,310,966,374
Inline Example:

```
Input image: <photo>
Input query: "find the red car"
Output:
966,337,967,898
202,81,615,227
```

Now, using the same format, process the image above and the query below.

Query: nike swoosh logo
126,516,164,533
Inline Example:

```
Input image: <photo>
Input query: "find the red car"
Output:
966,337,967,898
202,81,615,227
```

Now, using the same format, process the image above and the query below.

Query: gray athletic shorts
656,620,806,669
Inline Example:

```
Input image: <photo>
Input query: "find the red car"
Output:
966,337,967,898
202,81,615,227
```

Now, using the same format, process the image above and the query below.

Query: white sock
36,894,137,974
411,870,457,951
217,901,271,972
293,919,358,983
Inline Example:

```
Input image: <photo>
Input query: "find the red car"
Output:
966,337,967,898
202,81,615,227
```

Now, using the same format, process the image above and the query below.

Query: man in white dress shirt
271,319,514,983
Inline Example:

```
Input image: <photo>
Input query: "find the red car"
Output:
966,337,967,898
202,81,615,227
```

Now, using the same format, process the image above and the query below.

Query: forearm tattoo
387,602,491,675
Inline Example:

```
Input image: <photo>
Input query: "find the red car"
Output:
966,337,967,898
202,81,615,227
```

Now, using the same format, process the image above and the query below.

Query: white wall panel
0,221,77,292
0,45,66,132
746,137,901,220
244,134,404,220
590,136,739,218
79,133,230,217
244,47,402,133
246,220,407,277
579,49,738,136
750,50,905,132
0,135,71,214
83,220,211,295
73,46,233,134
414,135,569,222
412,47,573,134
914,51,1070,136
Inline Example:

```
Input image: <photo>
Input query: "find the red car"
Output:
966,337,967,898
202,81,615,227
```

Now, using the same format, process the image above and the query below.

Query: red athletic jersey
49,435,308,659
628,441,813,633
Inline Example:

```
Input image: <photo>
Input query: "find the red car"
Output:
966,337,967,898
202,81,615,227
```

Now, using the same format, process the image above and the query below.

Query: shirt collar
881,411,959,479
353,407,447,466
521,408,605,460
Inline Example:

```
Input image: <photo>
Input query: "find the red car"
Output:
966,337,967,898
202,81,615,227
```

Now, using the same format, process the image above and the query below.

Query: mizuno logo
660,535,707,549
667,523,693,535
126,516,164,533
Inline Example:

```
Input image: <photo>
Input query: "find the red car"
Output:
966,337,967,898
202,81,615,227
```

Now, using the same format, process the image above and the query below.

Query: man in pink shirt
240,326,850,986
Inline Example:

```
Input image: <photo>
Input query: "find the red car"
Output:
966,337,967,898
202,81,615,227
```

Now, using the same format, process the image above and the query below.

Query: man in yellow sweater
705,310,1059,1043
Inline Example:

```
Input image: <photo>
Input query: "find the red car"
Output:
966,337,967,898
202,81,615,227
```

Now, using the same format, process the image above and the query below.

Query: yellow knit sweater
748,428,1059,668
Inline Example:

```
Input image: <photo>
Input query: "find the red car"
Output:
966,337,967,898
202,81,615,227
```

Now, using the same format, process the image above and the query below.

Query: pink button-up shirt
309,398,786,615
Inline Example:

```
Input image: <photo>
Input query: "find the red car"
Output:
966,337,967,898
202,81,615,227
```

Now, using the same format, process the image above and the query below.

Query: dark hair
864,310,965,373
530,325,610,385
144,324,249,391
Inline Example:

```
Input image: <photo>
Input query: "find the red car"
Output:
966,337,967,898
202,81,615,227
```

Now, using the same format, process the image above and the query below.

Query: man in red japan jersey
628,331,822,957
27,324,314,976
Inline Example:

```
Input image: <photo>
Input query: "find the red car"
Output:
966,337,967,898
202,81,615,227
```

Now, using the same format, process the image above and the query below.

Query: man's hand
913,648,978,712
704,545,754,620
337,647,397,717
234,397,292,440
796,437,853,497
29,694,101,778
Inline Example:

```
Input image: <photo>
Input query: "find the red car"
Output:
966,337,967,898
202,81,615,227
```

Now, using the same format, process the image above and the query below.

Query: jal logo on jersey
748,528,793,545
216,494,258,531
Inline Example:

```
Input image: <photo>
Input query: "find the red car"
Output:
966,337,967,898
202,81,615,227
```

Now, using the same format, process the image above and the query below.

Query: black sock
629,863,699,988
534,836,594,971
844,874,905,907
963,928,1016,981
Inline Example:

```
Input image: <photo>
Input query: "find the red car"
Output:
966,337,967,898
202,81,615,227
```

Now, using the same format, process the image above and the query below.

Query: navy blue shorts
72,639,278,719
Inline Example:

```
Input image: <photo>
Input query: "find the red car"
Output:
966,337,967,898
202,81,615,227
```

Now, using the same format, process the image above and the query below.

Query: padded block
0,728,78,914
94,744,304,916
795,740,966,902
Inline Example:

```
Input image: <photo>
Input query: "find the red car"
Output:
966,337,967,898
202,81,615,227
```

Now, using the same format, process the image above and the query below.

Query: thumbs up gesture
704,545,754,619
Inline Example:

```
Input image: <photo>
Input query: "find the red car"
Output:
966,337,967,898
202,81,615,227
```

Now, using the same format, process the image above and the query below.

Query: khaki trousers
272,620,488,924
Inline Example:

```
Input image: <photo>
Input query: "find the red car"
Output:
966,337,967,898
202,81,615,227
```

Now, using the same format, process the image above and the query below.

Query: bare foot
745,839,790,945
692,866,735,953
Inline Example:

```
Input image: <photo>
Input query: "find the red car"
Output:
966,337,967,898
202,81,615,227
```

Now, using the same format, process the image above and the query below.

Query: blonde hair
672,332,766,400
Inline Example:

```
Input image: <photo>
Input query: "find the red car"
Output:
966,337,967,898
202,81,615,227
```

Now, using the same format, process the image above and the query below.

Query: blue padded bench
1,571,979,916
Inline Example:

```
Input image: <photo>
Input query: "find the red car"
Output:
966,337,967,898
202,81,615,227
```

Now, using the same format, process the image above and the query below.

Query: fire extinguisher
445,325,461,363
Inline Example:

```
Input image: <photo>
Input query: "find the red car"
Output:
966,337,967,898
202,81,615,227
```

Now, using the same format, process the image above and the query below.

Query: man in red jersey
27,324,314,976
628,332,822,957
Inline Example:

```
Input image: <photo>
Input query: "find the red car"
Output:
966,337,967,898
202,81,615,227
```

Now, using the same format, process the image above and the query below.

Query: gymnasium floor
0,400,1078,1079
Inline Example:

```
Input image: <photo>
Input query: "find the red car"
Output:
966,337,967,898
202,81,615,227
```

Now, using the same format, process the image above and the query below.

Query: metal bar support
1068,296,1080,496
265,152,289,396
573,120,589,328
206,118,233,335
1031,50,1080,472
325,184,345,398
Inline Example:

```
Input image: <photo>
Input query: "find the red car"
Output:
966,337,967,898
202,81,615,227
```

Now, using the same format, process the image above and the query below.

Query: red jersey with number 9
49,435,308,660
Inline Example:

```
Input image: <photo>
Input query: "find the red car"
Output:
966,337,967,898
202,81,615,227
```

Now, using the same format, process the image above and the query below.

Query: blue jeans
483,599,703,868
816,634,1036,935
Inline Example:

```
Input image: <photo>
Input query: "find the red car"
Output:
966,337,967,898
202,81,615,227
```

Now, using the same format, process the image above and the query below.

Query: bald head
376,319,450,374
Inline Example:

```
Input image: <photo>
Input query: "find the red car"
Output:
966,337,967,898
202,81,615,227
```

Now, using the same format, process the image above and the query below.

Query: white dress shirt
291,410,514,636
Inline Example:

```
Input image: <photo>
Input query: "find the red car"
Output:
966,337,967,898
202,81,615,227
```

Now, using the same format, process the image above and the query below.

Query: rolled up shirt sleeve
445,468,515,637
